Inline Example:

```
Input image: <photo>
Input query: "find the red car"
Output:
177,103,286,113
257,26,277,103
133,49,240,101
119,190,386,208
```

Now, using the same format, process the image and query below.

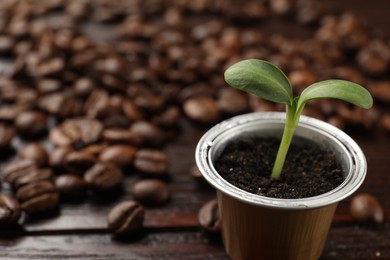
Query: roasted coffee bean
99,145,137,168
0,105,22,122
121,99,143,122
80,144,107,157
249,96,277,112
102,128,142,146
20,143,48,167
3,159,37,185
65,151,96,172
198,199,220,232
50,118,103,148
130,121,165,147
368,81,390,103
131,179,169,206
178,83,214,102
84,163,123,191
72,78,95,98
38,93,82,118
183,96,220,124
37,79,62,94
50,146,73,169
15,111,47,137
288,69,318,91
327,116,345,130
133,149,169,176
16,180,59,215
0,124,14,150
107,200,144,237
55,174,87,201
380,114,390,132
152,106,181,128
0,36,14,55
350,193,384,224
13,168,53,189
217,88,249,115
270,0,294,15
0,194,21,227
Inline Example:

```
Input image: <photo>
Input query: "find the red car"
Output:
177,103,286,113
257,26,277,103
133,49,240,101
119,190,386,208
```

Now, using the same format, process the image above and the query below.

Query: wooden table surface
1,1,390,259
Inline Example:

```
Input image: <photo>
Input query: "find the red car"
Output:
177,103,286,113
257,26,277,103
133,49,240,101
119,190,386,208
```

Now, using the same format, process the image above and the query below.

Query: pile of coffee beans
0,0,388,233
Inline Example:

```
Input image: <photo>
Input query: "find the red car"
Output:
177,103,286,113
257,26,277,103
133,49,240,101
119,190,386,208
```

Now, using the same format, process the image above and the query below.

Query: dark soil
215,136,345,199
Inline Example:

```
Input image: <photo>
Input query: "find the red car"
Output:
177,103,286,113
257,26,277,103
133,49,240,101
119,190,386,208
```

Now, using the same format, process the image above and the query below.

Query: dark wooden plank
0,225,389,259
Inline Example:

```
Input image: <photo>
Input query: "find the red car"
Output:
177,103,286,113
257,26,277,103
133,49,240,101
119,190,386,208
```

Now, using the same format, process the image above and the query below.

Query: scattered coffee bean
217,88,249,115
198,199,220,232
102,128,142,146
84,163,123,192
368,81,390,103
13,168,53,189
350,193,384,224
16,180,59,215
0,193,21,227
50,146,73,169
99,145,137,168
0,124,14,150
65,151,96,173
131,179,169,206
183,96,220,124
20,143,48,167
133,149,169,177
107,200,144,237
380,114,390,132
55,174,87,201
3,159,37,185
50,118,103,148
130,121,165,147
15,111,48,137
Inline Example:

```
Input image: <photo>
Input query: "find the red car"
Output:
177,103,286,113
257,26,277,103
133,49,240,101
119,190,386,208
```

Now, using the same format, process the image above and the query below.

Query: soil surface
215,136,345,199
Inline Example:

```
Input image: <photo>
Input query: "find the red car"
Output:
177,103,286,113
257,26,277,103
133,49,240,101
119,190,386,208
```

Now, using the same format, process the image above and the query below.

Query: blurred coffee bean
152,106,181,128
288,69,318,92
178,84,215,102
50,118,103,148
131,179,169,206
130,121,165,147
134,149,169,177
380,114,390,132
332,66,364,85
0,36,15,55
121,99,143,123
368,81,390,103
37,79,62,94
99,145,137,168
350,193,384,224
102,128,142,146
270,0,295,15
15,111,47,137
198,199,220,232
84,163,123,192
20,143,48,167
357,40,390,76
50,146,73,169
65,151,96,173
107,200,144,237
55,174,87,201
3,159,37,185
249,96,277,112
327,116,345,130
13,168,53,189
217,88,249,115
183,96,220,124
0,194,21,228
0,105,22,122
0,124,14,150
72,78,95,98
16,180,59,215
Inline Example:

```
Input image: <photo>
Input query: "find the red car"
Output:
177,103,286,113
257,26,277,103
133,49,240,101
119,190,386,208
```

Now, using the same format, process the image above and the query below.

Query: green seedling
224,59,373,180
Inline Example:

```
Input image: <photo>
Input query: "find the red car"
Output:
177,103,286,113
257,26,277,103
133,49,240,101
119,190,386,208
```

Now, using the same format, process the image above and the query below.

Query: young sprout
224,59,373,180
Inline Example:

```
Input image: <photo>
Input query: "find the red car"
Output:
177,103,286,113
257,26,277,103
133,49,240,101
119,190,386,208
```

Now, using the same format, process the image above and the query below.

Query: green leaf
297,79,373,112
224,59,293,105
